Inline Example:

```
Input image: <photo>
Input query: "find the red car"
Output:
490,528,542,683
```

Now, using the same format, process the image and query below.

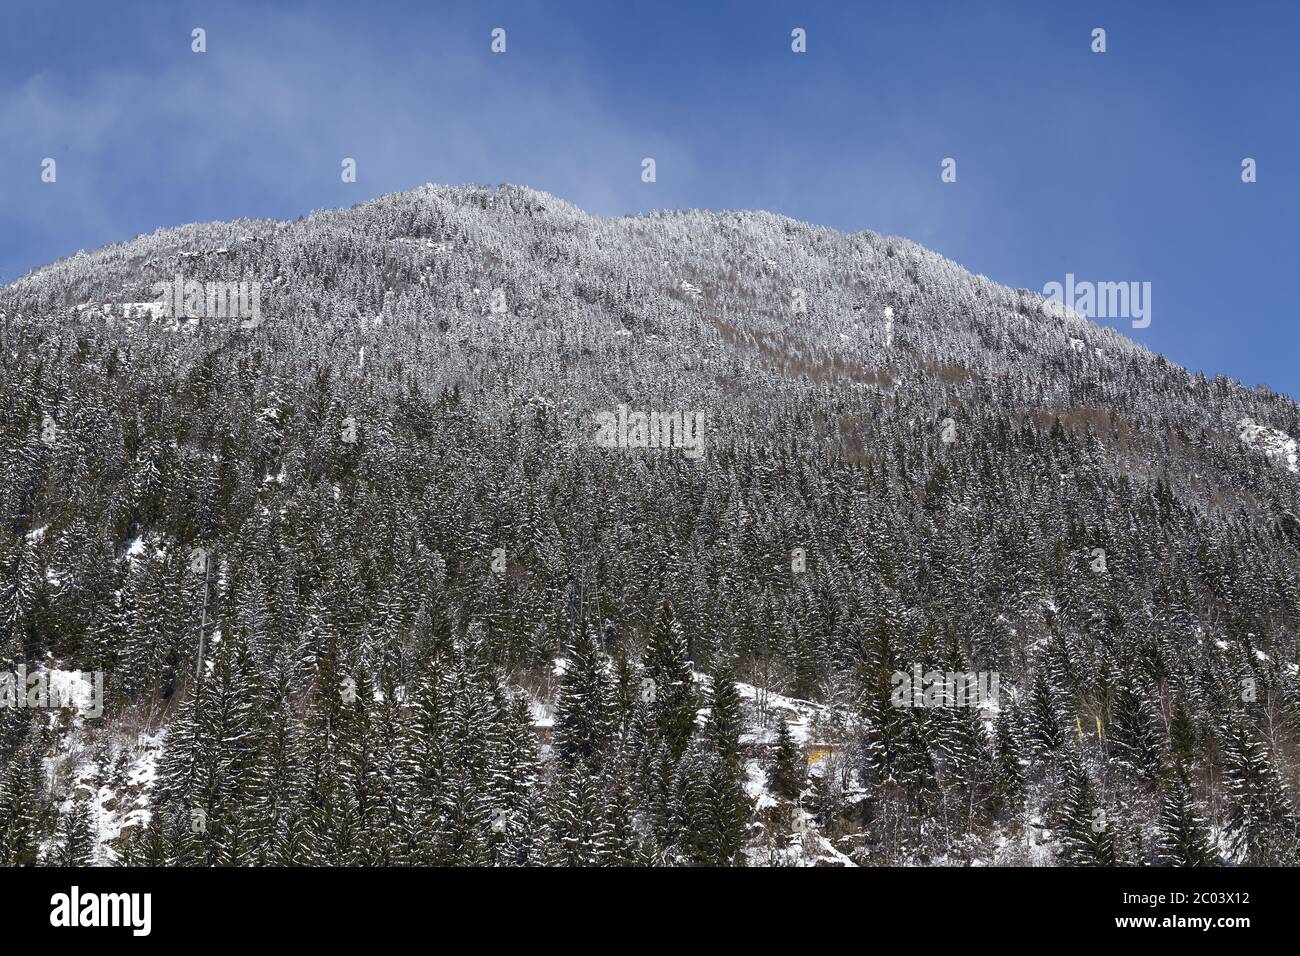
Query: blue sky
2,0,1296,395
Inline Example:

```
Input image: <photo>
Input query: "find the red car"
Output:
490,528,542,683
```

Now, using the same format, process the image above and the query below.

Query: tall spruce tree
553,628,612,770
767,717,804,803
643,602,696,762
1055,751,1116,866
1155,767,1216,866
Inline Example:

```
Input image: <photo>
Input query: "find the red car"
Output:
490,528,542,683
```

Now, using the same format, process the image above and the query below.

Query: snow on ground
741,758,856,867
1239,417,1299,473
120,534,172,565
524,662,859,863
46,668,102,717
742,830,856,867
734,682,834,746
529,697,555,729
74,301,169,321
4,664,101,719
120,301,169,320
744,759,777,811
117,733,163,837
79,731,164,860
390,236,452,253
42,714,164,865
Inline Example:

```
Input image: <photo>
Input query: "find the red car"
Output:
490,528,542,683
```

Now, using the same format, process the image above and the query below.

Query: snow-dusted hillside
1239,417,1299,473
3,184,1299,868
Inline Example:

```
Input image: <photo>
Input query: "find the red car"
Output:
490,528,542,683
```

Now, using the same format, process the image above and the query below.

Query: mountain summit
2,184,1298,866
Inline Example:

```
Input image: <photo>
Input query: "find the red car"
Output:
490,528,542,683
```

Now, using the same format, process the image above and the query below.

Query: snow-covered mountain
2,184,1298,867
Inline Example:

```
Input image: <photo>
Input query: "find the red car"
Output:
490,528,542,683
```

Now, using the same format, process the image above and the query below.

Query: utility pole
195,549,212,683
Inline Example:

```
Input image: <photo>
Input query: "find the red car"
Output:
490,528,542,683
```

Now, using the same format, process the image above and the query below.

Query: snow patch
1238,417,1298,473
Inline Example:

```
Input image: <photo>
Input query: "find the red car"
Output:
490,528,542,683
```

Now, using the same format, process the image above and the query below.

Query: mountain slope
1,184,1298,866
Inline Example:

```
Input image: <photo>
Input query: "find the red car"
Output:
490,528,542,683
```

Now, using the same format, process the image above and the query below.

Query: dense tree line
1,184,1298,865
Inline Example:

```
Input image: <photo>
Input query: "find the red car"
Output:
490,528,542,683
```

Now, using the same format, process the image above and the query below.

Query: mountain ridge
2,182,1298,867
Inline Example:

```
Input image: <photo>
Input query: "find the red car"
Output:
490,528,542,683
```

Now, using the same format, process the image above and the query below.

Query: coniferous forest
2,184,1299,866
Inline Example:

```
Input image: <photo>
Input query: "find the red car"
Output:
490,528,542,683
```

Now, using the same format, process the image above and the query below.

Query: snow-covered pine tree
553,627,612,770
1219,715,1298,865
46,798,96,866
1055,750,1116,866
766,716,804,803
642,601,696,762
1155,766,1216,866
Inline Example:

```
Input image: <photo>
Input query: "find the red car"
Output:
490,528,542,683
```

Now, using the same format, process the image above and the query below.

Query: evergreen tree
1027,668,1064,765
1108,670,1163,783
601,754,642,866
1155,767,1216,866
549,764,610,866
766,718,804,803
689,657,752,863
0,726,44,866
553,628,612,770
993,699,1026,818
47,799,95,866
934,688,996,832
1056,752,1116,866
1220,716,1297,865
643,602,696,762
